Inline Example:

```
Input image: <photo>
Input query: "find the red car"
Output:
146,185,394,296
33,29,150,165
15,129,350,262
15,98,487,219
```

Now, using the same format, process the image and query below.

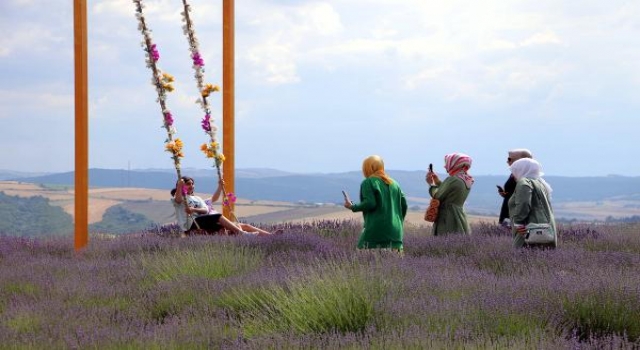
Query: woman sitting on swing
171,176,277,236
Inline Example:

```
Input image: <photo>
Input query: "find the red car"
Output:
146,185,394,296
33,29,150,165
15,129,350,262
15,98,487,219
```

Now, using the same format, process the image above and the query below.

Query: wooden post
74,0,89,250
222,0,235,217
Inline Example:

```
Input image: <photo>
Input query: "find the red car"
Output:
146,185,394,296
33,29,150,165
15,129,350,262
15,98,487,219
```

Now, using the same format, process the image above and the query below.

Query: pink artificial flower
223,192,237,206
192,52,205,67
150,44,160,61
164,111,173,126
201,113,211,132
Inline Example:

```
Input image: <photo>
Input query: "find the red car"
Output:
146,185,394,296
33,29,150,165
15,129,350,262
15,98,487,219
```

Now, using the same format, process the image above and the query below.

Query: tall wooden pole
74,0,89,250
222,0,235,217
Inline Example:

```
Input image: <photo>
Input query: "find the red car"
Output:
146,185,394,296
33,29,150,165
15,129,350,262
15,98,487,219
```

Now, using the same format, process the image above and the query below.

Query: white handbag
524,223,555,244
524,181,556,245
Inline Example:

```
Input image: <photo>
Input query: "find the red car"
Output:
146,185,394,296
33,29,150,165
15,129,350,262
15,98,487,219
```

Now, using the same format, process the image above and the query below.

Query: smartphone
341,190,351,203
496,185,504,192
428,163,433,172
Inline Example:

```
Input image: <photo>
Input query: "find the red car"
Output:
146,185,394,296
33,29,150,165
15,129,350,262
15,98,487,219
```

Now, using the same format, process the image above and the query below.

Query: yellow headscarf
362,155,393,185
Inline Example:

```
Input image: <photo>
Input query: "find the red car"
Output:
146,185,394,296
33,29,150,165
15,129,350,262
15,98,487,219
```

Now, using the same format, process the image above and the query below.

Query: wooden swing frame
73,0,236,250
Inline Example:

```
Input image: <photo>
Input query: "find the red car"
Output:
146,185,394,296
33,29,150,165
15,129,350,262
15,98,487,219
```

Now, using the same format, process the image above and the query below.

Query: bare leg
238,223,271,236
238,224,284,236
218,216,244,235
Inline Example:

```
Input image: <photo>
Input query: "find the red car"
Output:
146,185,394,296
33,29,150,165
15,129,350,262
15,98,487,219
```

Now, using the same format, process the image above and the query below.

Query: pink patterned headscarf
444,153,474,189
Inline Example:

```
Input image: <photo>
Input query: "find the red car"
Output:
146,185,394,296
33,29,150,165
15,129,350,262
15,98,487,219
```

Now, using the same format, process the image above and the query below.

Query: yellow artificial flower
202,83,221,97
174,138,183,150
165,139,183,154
216,153,225,162
209,141,219,149
200,144,216,159
162,73,175,82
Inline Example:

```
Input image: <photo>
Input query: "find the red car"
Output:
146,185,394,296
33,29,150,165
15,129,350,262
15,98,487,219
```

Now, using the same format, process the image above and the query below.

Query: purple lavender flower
2,221,640,348
191,52,204,67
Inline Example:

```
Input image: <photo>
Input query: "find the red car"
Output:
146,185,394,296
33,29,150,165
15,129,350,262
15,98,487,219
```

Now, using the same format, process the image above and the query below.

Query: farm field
1,181,637,228
0,181,497,227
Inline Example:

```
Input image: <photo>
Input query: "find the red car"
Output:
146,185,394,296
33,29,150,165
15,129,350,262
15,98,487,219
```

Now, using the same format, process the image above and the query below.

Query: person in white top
172,176,280,236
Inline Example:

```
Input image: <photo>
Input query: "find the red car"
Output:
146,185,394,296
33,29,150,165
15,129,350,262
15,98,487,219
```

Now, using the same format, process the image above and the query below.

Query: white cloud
8,0,37,7
245,39,300,85
0,25,67,57
93,0,182,22
2,0,640,175
403,66,453,90
520,30,562,47
0,87,72,119
239,1,343,85
92,0,133,17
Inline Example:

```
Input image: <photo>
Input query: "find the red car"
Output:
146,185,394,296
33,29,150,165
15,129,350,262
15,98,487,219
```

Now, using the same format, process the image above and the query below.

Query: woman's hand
343,199,352,209
186,206,206,215
426,171,440,186
514,224,527,236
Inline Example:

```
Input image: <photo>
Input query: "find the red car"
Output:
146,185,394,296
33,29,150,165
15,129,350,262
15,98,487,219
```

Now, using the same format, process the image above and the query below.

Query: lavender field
1,221,639,349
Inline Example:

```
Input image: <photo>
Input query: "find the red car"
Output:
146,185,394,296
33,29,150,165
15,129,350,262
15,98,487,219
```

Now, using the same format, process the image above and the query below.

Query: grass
216,258,389,337
0,222,639,349
140,243,264,282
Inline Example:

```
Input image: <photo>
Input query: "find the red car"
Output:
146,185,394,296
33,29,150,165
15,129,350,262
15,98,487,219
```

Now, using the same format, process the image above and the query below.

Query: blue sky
1,0,639,176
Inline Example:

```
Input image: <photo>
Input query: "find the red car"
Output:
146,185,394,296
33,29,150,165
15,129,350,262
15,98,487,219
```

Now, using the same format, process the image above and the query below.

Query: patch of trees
89,205,156,234
604,215,640,223
0,192,73,237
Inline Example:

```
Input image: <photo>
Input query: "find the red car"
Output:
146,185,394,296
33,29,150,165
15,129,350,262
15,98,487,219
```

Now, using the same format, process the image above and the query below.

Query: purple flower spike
201,113,211,131
150,44,160,61
192,52,205,67
164,111,174,126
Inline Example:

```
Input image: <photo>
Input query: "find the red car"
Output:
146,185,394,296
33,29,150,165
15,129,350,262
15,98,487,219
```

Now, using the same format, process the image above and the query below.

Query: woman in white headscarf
508,158,557,248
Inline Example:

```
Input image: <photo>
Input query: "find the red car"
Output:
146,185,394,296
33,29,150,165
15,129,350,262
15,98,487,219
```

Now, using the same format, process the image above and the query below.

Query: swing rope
133,0,202,229
180,0,239,222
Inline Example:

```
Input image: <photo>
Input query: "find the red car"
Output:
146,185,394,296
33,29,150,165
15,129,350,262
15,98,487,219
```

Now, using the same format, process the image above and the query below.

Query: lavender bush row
0,222,639,349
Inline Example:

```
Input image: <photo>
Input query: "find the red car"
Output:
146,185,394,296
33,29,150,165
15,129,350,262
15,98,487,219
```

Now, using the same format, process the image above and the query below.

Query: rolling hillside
2,168,640,235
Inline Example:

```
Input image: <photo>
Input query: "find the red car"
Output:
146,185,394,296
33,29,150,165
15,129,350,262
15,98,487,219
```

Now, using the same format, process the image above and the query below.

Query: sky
1,0,639,177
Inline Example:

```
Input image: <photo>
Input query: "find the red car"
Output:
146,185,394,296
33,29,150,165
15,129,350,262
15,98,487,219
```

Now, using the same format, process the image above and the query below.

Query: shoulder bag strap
529,179,551,223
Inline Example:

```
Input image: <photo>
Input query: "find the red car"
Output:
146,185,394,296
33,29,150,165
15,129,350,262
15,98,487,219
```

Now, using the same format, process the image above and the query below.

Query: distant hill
0,169,50,181
11,169,640,216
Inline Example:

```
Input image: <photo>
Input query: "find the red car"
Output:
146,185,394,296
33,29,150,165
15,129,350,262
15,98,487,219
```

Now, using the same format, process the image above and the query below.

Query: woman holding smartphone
498,149,533,226
426,153,474,235
343,155,407,251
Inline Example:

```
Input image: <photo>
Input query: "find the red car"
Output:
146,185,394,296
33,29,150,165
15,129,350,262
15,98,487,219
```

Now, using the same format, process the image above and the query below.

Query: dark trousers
187,214,223,234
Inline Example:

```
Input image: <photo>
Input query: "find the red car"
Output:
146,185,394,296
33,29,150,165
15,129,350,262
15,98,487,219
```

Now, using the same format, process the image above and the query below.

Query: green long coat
428,176,471,235
350,177,407,250
508,178,557,248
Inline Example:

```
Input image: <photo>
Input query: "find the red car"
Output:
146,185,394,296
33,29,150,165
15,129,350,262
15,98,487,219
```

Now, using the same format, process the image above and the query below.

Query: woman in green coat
344,155,407,250
426,153,474,235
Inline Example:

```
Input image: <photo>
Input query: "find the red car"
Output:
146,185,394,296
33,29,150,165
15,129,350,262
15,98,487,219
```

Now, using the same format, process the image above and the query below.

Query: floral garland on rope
180,0,238,216
133,0,183,180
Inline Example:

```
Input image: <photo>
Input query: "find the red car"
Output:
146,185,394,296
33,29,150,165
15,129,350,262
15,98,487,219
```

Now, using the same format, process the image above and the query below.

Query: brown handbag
424,198,440,222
